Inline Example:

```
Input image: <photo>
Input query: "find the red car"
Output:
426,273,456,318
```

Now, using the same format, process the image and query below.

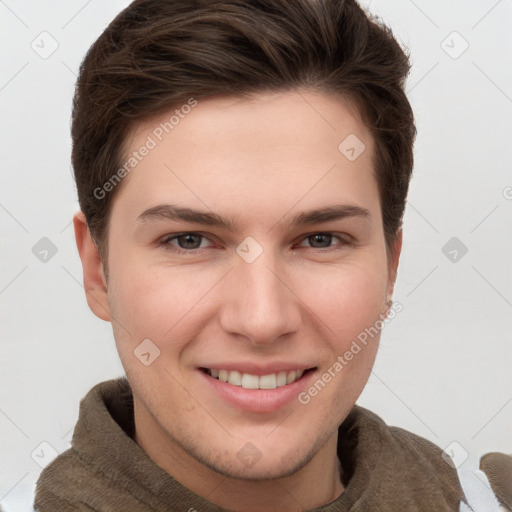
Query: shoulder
34,377,134,512
34,447,94,511
388,425,512,512
458,452,512,512
342,406,464,509
347,406,511,511
352,405,460,480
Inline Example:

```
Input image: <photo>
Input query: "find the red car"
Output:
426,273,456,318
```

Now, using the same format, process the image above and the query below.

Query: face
78,90,400,482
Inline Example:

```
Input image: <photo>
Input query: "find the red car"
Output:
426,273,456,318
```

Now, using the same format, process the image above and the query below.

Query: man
34,0,511,510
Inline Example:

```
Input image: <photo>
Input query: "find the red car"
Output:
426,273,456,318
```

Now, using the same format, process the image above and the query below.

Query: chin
204,450,313,482
179,426,324,482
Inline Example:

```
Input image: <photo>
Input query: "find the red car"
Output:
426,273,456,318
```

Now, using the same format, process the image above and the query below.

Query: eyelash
158,232,354,254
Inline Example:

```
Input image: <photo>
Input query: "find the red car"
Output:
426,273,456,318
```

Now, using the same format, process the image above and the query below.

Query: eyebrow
136,203,371,231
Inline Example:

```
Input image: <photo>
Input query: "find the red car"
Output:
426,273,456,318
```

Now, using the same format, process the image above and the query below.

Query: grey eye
307,234,333,248
175,234,204,249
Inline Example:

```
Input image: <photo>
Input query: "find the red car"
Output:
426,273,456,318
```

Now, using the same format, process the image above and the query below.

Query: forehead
112,90,378,227
130,91,371,158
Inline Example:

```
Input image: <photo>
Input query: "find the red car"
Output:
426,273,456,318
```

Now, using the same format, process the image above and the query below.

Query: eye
296,232,352,250
158,231,352,255
160,233,213,251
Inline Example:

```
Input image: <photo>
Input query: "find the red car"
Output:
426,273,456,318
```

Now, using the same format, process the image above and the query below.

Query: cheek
107,259,220,348
297,258,388,343
299,264,387,406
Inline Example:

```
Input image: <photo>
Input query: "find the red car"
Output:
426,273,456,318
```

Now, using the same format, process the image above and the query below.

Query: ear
73,211,111,322
386,228,402,300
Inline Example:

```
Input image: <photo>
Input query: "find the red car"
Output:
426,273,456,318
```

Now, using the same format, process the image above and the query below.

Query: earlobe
73,211,111,322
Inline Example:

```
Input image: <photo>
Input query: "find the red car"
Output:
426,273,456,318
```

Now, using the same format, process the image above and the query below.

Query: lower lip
199,369,317,413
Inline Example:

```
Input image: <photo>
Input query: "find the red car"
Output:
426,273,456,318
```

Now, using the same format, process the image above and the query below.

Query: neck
134,401,344,511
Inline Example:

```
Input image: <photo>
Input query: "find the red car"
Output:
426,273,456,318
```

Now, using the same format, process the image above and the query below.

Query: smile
203,368,313,389
199,366,317,412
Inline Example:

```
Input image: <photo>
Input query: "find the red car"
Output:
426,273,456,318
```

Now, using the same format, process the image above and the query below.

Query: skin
74,90,401,511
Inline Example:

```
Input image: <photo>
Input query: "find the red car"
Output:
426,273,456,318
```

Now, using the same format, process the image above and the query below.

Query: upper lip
199,362,317,376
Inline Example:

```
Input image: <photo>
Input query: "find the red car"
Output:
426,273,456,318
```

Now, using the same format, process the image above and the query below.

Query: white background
1,1,511,510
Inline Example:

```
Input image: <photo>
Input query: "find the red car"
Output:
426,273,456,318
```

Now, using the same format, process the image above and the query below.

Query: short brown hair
72,0,415,258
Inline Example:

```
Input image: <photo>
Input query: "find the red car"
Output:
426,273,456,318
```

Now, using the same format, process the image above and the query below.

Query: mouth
200,367,316,389
198,363,319,412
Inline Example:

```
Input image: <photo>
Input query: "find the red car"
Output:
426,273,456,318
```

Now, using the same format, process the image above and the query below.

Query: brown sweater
34,377,467,511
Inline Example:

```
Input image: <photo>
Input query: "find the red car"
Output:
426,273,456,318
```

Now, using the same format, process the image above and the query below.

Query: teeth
208,368,306,389
228,370,242,386
241,373,259,389
259,373,277,389
276,371,287,387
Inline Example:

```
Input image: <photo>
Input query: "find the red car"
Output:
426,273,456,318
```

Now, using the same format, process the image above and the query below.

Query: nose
218,248,302,346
